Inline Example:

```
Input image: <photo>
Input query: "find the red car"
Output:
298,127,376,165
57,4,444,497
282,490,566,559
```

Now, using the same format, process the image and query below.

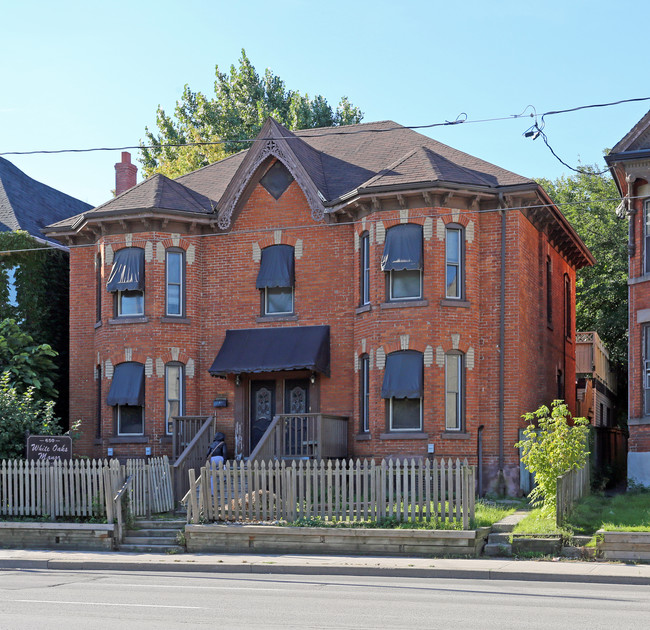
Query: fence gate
125,456,174,516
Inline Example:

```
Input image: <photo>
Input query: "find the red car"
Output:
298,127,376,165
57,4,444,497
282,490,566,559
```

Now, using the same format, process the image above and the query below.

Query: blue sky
1,0,648,208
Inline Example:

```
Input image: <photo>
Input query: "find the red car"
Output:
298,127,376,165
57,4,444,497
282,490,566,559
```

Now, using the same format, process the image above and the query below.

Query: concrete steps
120,518,186,553
483,510,529,557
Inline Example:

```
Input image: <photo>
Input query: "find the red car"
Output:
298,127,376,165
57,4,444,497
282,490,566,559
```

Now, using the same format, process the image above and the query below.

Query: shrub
515,400,589,517
0,371,61,459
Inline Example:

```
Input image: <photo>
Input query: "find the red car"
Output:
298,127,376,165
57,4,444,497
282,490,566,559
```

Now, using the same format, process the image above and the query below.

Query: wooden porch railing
171,415,215,503
249,413,348,462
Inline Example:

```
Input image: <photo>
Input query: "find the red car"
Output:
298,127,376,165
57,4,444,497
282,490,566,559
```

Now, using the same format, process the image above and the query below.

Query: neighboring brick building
606,111,650,486
45,118,592,493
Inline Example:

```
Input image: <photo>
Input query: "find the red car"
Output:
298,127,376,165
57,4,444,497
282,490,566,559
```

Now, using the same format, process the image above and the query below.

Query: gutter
498,194,506,486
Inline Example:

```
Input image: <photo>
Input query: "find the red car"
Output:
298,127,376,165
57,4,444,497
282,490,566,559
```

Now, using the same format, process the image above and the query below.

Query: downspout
498,197,506,487
477,425,484,497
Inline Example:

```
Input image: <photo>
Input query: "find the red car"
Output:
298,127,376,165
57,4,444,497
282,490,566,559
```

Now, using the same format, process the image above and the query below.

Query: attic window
260,162,294,200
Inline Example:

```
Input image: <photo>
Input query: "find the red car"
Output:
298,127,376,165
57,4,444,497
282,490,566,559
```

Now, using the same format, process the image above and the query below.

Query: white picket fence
186,458,476,529
0,457,174,521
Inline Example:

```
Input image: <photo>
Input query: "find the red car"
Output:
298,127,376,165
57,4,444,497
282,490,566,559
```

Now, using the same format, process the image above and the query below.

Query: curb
1,555,649,585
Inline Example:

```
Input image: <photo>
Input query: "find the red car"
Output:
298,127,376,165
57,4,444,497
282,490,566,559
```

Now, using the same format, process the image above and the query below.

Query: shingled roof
0,156,92,241
47,118,537,233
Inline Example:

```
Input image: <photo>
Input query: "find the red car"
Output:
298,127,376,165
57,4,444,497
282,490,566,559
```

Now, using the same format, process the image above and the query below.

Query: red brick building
606,112,650,486
45,119,592,494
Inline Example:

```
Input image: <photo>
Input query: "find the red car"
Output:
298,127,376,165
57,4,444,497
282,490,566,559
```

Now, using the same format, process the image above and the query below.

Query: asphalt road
0,569,649,629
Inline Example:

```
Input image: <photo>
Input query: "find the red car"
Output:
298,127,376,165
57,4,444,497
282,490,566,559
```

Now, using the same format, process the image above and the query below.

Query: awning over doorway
209,325,330,376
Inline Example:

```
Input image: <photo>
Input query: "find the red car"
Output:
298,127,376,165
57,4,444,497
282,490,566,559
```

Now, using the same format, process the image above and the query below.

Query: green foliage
537,168,628,372
510,508,569,537
0,231,69,417
515,401,590,516
0,372,61,459
0,318,58,399
140,49,364,178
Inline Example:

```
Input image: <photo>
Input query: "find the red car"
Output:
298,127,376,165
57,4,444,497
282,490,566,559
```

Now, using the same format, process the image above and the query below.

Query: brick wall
68,167,580,492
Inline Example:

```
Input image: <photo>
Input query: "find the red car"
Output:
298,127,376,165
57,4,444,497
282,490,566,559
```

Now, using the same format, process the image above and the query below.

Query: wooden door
250,380,276,453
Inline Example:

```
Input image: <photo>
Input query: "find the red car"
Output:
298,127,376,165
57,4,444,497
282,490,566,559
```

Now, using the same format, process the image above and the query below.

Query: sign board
26,435,72,462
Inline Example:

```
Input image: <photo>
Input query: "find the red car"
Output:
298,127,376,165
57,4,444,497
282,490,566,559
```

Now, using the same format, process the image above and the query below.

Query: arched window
107,362,145,436
445,351,464,431
381,224,423,301
166,248,185,317
165,362,184,435
360,232,370,306
445,225,464,299
359,354,370,433
381,350,423,431
256,244,295,315
106,247,145,317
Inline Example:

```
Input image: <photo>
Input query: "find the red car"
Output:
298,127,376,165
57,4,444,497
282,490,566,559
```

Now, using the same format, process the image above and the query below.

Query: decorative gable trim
216,121,327,230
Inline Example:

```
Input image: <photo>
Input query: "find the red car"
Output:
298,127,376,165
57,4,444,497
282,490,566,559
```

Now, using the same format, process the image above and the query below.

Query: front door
284,379,310,456
250,380,276,453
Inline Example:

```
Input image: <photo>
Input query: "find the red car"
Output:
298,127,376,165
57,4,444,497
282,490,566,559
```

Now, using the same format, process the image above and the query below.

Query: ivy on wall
0,231,69,425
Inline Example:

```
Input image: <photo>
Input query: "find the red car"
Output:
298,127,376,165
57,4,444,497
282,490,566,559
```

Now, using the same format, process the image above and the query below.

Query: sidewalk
1,549,649,585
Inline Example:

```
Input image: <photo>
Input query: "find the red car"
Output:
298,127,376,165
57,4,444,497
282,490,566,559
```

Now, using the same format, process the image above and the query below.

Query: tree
515,401,590,516
0,318,58,400
140,50,364,179
0,231,69,417
538,168,628,373
0,372,60,460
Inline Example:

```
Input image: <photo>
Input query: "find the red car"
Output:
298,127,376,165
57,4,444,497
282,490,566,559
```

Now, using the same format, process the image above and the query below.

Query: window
546,256,552,325
445,226,463,299
96,364,102,439
643,326,650,416
256,245,295,315
564,274,571,339
106,248,145,318
360,232,370,305
166,249,184,316
106,362,145,436
645,200,650,274
445,352,463,431
95,255,101,322
381,224,423,301
165,363,184,435
360,354,370,432
381,350,423,431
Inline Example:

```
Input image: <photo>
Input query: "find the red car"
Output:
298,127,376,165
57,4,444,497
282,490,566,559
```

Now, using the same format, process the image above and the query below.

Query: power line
1,97,649,158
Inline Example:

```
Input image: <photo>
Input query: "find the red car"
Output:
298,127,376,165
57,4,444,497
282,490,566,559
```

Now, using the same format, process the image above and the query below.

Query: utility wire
1,97,649,157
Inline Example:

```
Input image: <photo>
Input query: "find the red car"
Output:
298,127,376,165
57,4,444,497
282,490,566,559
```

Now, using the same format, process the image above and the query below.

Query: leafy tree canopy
140,49,363,179
538,167,628,371
0,318,58,400
0,372,60,460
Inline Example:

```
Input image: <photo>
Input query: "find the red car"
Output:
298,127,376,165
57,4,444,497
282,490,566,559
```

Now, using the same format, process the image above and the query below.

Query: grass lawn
286,500,515,530
511,489,650,537
566,489,650,534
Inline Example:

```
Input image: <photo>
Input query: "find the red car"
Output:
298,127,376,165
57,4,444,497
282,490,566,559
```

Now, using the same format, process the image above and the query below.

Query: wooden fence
0,456,174,521
0,459,107,519
185,458,476,529
556,460,591,526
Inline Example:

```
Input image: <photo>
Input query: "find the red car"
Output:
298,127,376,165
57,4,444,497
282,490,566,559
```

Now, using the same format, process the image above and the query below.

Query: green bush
0,371,61,459
515,400,590,517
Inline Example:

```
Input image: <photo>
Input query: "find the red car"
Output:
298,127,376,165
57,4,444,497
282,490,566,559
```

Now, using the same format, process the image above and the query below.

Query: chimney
115,151,137,196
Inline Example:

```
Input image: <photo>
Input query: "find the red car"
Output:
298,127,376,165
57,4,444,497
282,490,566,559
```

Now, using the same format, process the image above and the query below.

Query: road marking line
9,599,205,609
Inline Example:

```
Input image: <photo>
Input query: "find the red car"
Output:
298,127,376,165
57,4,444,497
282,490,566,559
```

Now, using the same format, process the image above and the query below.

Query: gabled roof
0,156,92,241
47,173,217,231
609,110,650,155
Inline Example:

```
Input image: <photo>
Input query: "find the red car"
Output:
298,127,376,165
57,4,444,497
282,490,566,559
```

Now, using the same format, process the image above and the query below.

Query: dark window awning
381,224,423,271
107,362,145,406
209,326,330,376
381,351,423,399
256,245,295,288
107,247,145,292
